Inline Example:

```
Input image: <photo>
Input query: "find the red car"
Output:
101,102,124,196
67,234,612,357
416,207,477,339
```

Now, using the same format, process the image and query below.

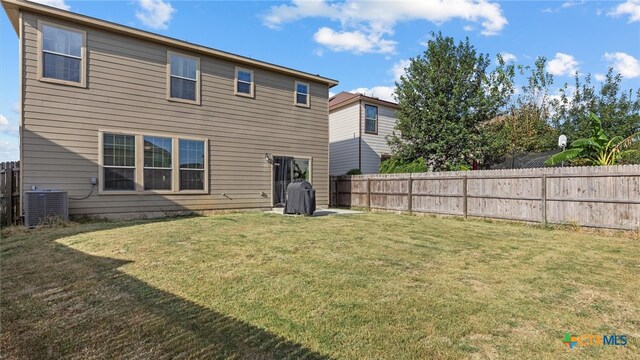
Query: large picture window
179,139,205,190
103,133,136,191
144,136,173,191
100,132,207,194
39,22,86,86
365,105,378,134
168,52,199,103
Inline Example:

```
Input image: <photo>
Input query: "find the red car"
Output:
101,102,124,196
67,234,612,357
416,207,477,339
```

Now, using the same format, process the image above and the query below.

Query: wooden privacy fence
330,165,640,230
1,161,20,226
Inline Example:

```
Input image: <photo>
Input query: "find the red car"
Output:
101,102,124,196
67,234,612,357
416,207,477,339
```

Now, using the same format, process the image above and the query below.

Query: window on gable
365,105,378,134
169,52,199,102
295,81,310,107
235,68,254,97
103,133,136,191
40,23,85,85
143,136,173,191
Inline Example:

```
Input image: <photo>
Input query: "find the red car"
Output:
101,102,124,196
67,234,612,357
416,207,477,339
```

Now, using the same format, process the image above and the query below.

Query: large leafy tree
552,69,640,140
483,58,557,166
388,33,513,171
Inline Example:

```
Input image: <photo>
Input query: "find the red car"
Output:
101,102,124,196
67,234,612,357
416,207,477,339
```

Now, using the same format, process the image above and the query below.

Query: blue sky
1,0,639,161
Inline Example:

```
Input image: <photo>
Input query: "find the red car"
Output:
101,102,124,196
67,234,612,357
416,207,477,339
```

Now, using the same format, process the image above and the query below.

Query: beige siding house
2,0,338,218
329,92,398,175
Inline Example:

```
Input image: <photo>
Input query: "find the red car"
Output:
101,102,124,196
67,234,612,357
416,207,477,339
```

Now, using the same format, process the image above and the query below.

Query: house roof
1,0,339,88
329,91,398,112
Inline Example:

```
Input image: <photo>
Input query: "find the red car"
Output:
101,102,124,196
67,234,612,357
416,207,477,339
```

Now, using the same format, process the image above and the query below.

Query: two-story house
1,0,338,219
328,92,398,175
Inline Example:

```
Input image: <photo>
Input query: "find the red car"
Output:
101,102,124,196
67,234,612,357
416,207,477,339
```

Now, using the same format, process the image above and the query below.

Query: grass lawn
1,212,638,359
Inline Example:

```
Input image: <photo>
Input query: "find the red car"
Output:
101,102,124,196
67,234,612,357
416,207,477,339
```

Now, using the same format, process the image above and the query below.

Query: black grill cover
284,181,316,215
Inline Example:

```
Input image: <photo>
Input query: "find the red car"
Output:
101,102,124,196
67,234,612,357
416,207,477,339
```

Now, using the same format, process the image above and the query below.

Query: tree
388,33,514,171
483,58,557,167
545,113,639,166
551,69,640,141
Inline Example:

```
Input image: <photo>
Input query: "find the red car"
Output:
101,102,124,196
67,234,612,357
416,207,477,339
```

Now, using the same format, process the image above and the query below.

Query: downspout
358,99,362,170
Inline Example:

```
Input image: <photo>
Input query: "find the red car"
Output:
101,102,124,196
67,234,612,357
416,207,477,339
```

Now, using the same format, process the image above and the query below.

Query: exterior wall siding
360,101,396,174
328,103,359,175
21,11,330,217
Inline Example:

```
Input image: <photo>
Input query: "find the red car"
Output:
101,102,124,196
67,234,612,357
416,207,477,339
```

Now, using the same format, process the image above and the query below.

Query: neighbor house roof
1,0,339,88
329,91,398,112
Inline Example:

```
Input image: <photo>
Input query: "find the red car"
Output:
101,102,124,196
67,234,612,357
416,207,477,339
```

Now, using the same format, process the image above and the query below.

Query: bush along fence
1,161,20,226
330,165,640,230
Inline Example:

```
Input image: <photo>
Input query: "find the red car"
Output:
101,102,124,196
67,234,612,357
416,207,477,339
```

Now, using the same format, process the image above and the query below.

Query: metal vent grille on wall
24,191,68,228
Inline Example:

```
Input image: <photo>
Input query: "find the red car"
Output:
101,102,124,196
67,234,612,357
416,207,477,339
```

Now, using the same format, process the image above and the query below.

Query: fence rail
330,165,640,230
1,161,21,226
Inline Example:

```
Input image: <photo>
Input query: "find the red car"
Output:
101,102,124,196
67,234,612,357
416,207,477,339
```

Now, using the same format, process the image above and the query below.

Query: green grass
1,212,638,359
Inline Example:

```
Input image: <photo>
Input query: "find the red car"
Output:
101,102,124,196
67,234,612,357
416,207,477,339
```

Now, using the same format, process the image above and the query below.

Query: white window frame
37,20,87,88
98,131,138,194
178,139,208,192
166,50,201,105
294,80,310,108
143,136,174,192
234,67,254,98
98,130,209,195
364,104,378,135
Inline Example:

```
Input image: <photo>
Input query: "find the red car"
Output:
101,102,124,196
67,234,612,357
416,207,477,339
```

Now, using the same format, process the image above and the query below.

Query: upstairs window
103,133,136,191
235,67,254,97
143,136,173,191
39,22,86,86
365,105,378,134
295,81,310,107
168,52,200,103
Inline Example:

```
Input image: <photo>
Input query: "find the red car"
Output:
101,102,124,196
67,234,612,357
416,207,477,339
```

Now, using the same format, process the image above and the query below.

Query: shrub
380,157,428,174
346,168,363,175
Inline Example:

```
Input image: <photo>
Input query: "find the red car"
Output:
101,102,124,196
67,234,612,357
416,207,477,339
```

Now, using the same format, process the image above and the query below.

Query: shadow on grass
1,217,331,359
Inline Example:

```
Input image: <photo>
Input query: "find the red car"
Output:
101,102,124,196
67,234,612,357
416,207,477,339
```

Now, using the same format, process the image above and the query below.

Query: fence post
6,166,13,225
407,176,413,214
541,174,547,226
334,178,339,207
366,178,371,211
462,175,468,218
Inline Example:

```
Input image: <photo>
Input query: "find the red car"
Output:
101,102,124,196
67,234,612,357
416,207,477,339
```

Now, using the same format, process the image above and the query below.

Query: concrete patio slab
270,208,364,217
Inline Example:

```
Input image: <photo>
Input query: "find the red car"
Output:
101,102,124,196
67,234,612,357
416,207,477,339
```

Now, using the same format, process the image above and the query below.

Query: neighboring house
1,0,338,218
328,92,398,175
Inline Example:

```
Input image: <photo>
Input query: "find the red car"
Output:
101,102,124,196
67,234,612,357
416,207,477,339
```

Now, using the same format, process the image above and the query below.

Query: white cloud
313,27,396,54
0,114,18,135
561,1,585,9
500,52,517,62
0,139,20,162
391,59,410,82
608,0,640,22
350,86,396,102
136,0,175,30
264,0,507,54
594,73,606,82
604,52,640,78
547,52,579,76
462,25,475,31
29,0,70,10
0,114,20,161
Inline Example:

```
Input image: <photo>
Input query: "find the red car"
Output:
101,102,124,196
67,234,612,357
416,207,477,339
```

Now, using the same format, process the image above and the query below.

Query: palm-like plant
545,113,639,166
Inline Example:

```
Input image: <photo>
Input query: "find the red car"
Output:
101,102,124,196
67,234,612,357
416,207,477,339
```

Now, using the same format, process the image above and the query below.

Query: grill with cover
283,181,315,215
